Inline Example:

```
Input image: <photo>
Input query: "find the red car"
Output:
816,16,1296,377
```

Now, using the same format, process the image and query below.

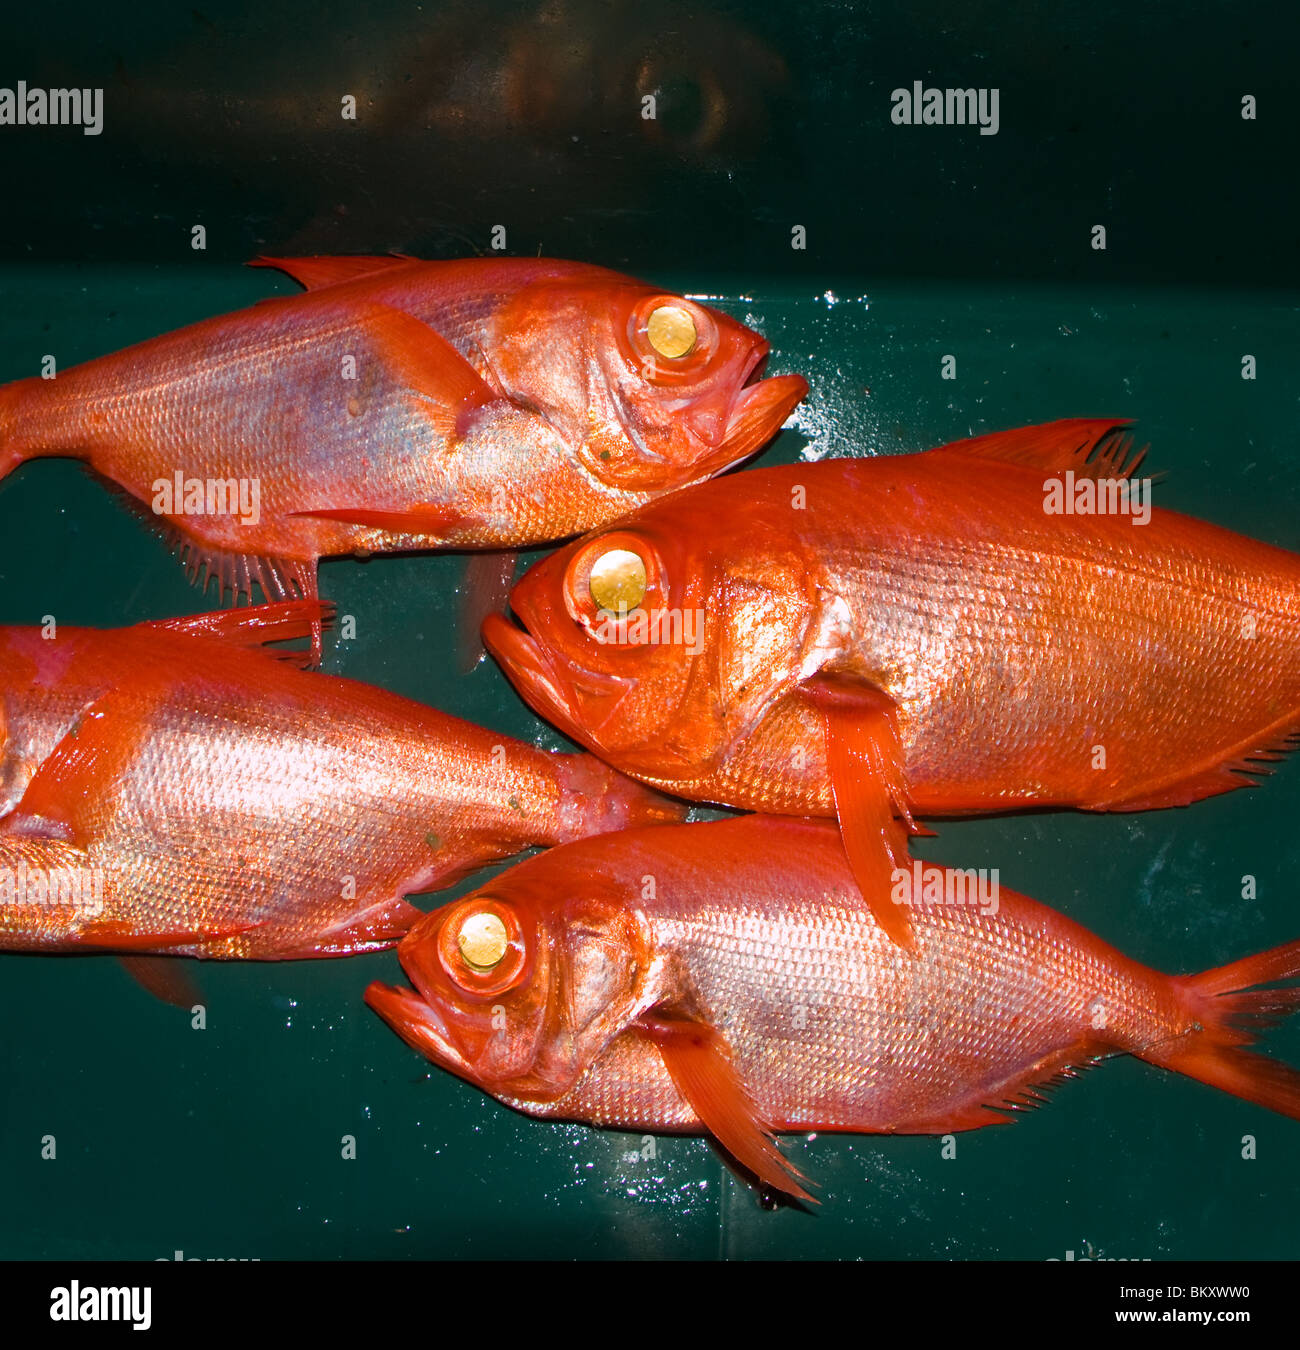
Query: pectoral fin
360,302,500,443
9,684,164,845
639,1014,815,1204
803,673,918,950
288,503,470,537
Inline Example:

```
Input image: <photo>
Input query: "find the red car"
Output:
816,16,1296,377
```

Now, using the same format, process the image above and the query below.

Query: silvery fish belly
0,602,682,959
367,815,1300,1203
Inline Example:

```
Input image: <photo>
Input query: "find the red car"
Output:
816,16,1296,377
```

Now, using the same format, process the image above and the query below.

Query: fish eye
457,911,508,971
437,899,527,994
624,295,715,382
645,304,697,359
588,548,648,614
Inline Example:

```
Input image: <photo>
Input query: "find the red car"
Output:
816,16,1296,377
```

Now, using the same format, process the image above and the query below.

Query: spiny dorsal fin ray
928,417,1150,483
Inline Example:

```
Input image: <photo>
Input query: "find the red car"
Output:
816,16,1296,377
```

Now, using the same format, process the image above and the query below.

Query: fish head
366,862,652,1102
493,275,807,494
483,492,814,783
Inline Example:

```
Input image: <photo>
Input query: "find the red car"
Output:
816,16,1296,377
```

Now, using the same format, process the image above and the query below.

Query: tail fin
1140,940,1300,1119
551,755,687,843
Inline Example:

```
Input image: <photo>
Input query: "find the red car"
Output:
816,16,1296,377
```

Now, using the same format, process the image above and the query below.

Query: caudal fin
1140,940,1300,1119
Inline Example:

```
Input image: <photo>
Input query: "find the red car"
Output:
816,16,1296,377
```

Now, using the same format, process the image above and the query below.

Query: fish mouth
481,610,628,748
482,612,583,742
704,368,808,476
365,981,470,1076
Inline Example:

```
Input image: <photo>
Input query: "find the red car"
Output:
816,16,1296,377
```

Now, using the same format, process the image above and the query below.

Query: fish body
484,419,1300,944
367,815,1300,1199
0,257,804,654
0,602,682,958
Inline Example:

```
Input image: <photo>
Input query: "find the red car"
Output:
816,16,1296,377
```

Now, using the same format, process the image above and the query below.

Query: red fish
483,419,1300,946
0,257,806,658
367,815,1300,1203
0,601,682,959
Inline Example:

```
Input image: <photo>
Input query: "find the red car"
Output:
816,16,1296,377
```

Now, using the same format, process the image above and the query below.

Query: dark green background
1,2,1297,1260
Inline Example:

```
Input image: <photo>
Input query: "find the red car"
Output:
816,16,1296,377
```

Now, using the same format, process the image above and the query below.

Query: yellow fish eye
589,548,647,614
645,304,697,359
457,911,509,971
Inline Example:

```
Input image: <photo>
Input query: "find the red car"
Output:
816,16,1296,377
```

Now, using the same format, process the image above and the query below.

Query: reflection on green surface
0,267,1296,1257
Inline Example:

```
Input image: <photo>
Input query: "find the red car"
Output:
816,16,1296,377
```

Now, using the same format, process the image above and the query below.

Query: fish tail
550,755,687,843
1142,939,1300,1120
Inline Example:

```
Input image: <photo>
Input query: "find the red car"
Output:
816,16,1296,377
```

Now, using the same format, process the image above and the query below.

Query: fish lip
482,612,588,742
364,981,469,1076
483,610,633,745
710,368,808,472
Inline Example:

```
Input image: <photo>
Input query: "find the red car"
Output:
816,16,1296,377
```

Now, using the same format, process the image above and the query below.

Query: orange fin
358,302,500,443
119,956,204,1009
288,503,470,538
249,254,418,290
166,533,324,664
930,417,1147,482
144,598,333,666
1095,725,1300,811
276,897,424,959
75,917,258,951
9,682,169,845
1145,939,1300,1120
804,673,918,951
639,1014,815,1204
458,551,519,673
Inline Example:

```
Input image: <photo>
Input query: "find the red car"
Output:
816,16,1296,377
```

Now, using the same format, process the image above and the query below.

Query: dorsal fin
929,417,1147,482
249,254,419,290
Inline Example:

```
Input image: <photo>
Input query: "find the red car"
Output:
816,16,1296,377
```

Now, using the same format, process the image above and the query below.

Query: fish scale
0,604,683,959
486,420,1300,944
369,815,1300,1200
0,256,806,660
